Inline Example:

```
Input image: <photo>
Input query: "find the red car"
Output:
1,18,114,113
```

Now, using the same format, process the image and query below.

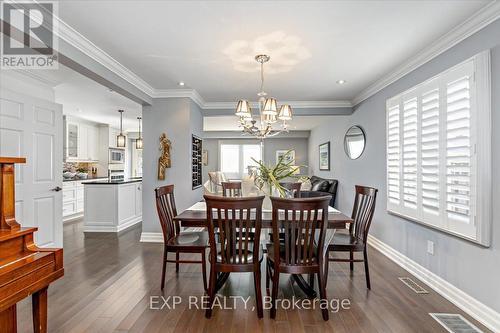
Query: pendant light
116,109,126,147
136,116,143,149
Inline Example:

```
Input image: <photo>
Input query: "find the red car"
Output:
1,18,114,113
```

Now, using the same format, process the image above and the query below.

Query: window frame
385,50,491,247
219,141,262,179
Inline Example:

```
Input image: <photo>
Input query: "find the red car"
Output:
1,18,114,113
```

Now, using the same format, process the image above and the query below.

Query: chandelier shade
262,97,278,115
278,104,293,120
235,100,251,117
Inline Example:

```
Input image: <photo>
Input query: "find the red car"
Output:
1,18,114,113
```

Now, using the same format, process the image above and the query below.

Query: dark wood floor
16,220,490,333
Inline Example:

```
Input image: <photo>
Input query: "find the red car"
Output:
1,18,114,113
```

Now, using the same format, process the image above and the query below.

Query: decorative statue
158,133,172,180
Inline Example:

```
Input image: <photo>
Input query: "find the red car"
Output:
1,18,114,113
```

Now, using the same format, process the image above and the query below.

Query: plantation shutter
402,97,418,211
386,51,491,245
421,88,440,218
444,69,475,238
387,104,401,206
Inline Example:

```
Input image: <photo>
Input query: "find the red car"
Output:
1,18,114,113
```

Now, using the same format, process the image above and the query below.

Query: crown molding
352,1,500,106
21,0,500,110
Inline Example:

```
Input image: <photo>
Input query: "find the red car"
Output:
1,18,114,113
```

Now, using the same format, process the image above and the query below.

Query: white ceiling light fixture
235,54,292,140
336,80,346,85
116,109,126,147
136,116,143,149
178,81,185,86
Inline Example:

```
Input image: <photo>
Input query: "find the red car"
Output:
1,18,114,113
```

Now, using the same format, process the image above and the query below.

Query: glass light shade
136,138,143,149
262,97,278,115
278,104,293,120
264,113,277,124
235,100,252,117
116,133,126,147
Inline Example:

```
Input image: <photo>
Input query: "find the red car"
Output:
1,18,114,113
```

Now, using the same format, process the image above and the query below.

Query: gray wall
308,19,500,313
202,137,309,184
142,98,203,234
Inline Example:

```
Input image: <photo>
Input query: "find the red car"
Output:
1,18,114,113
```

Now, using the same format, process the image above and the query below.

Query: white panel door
0,88,63,247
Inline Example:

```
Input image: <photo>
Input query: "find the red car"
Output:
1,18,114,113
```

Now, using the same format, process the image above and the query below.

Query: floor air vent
430,313,484,333
398,277,429,294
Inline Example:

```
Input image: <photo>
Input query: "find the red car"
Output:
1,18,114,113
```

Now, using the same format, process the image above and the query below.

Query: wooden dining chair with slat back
266,195,332,321
327,185,378,289
155,185,209,291
221,181,242,197
279,182,302,198
204,194,265,319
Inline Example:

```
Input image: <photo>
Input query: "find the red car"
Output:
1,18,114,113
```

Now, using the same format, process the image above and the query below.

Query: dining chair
204,194,265,319
279,182,302,198
221,181,242,197
266,195,332,321
327,185,378,289
155,185,208,291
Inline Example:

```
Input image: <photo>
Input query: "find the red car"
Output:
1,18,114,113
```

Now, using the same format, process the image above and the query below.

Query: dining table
174,201,353,298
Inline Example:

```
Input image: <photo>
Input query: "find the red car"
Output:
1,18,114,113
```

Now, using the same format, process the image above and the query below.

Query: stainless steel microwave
109,148,125,164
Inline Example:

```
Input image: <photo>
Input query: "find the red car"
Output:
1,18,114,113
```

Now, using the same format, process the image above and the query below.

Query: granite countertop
82,178,142,185
63,177,107,182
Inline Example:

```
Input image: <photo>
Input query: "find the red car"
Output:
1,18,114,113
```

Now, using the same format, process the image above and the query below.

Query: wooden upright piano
0,157,64,333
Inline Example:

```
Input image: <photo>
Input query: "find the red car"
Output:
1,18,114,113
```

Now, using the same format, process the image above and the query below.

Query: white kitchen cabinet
63,181,85,221
83,180,142,232
64,117,100,162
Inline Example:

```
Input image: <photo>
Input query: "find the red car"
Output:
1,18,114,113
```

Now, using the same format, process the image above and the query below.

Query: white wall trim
352,2,500,106
203,100,352,109
367,235,500,333
140,232,164,243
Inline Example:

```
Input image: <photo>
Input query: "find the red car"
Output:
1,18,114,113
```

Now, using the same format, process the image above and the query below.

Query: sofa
301,176,338,208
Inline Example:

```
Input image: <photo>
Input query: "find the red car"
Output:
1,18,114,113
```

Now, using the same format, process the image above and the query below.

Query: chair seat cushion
215,242,263,264
328,232,363,251
166,231,208,248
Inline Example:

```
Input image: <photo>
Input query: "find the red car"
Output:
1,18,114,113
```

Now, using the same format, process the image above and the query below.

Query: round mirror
344,125,366,160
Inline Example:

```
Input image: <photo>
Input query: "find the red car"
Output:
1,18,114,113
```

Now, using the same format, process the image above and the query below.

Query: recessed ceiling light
336,80,346,85
178,81,185,86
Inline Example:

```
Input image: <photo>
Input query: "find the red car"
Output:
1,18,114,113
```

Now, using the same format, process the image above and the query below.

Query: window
220,143,262,179
386,51,491,246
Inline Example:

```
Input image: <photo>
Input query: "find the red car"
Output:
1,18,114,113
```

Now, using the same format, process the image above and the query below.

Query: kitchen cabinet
64,117,100,162
62,180,85,221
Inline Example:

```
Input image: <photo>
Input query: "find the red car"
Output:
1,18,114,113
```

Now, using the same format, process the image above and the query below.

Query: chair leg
161,249,167,290
317,267,329,321
363,248,371,290
308,273,315,290
324,256,330,289
201,250,208,292
270,268,279,319
175,251,180,273
253,269,263,318
205,266,217,318
350,251,354,271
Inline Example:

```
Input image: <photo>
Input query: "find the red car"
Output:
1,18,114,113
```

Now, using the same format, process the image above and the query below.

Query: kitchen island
83,178,142,233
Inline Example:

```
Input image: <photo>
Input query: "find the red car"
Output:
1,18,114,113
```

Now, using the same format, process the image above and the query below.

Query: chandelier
235,54,292,140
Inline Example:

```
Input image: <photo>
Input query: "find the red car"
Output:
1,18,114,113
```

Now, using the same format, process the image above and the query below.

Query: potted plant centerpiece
252,150,303,210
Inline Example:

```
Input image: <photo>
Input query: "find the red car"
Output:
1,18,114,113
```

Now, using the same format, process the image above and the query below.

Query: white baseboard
367,235,500,332
83,218,142,233
140,232,164,243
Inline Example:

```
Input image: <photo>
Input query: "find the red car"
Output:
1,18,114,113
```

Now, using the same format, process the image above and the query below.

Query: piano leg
32,287,48,333
0,305,17,333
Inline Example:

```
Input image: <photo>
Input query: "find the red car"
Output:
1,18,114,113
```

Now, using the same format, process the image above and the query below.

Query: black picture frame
319,141,330,171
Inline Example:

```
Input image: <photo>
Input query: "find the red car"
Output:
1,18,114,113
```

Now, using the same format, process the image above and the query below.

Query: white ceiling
204,116,340,132
37,65,142,132
57,0,491,102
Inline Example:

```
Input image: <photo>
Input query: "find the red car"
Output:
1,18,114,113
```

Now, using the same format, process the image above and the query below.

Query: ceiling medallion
234,54,292,140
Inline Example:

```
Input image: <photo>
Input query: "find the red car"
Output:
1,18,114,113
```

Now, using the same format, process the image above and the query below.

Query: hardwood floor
16,220,490,333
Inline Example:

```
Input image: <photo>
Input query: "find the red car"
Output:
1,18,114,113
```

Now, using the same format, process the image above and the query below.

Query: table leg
215,272,230,293
0,304,17,333
292,274,317,299
32,287,48,333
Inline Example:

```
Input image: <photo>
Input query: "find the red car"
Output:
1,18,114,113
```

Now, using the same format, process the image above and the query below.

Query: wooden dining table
174,201,353,298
